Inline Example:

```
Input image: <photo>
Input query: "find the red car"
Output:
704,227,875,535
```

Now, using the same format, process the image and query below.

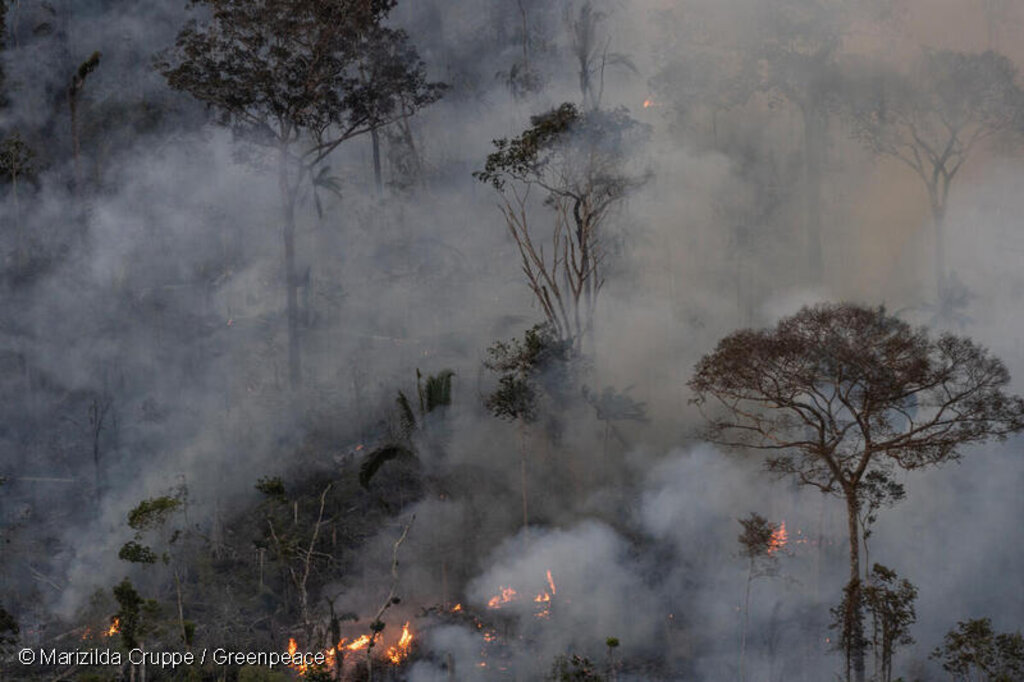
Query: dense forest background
2,1,1024,680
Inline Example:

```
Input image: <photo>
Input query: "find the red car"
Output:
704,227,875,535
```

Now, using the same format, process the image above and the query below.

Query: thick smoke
1,1,1023,680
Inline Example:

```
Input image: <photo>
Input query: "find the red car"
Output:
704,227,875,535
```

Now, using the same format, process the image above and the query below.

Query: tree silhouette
159,0,443,387
690,303,1024,682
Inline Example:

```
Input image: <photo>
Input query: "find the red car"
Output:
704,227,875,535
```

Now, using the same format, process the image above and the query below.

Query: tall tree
475,104,648,350
565,1,636,111
159,0,443,388
844,50,1024,302
689,303,1024,682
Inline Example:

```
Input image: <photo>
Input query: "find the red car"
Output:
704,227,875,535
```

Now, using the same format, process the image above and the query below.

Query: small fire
451,603,463,612
643,98,654,108
487,586,517,609
106,618,120,637
288,638,309,675
486,572,557,618
768,521,788,555
385,622,414,664
287,625,414,677
533,571,557,618
346,634,371,651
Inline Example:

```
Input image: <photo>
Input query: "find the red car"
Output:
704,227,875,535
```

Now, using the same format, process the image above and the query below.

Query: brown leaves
689,303,1024,491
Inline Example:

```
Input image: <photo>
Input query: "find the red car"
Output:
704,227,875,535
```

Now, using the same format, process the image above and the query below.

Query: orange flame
768,521,788,555
105,618,120,637
643,98,654,108
347,634,371,651
288,638,310,675
487,586,517,609
534,570,556,618
451,603,463,612
385,622,414,664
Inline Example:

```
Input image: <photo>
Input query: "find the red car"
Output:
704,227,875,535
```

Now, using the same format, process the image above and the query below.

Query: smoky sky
2,1,1023,681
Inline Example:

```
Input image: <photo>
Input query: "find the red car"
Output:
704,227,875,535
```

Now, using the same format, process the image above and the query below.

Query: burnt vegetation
1,1,1024,681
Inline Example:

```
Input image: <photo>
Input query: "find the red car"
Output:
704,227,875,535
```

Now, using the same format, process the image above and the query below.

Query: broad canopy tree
689,303,1024,682
159,0,444,387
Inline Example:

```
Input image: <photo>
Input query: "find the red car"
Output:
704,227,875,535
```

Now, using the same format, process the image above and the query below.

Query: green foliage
486,374,537,423
485,323,574,423
547,653,605,681
475,103,580,191
583,385,648,424
118,540,158,565
486,323,572,376
863,564,917,682
127,496,182,531
396,390,417,437
931,618,1024,682
359,444,415,489
737,512,778,560
255,476,287,499
112,579,144,649
860,469,905,543
158,0,444,150
418,368,455,414
829,578,869,678
0,132,35,184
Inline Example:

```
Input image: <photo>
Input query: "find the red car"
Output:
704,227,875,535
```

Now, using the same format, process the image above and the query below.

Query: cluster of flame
81,618,120,641
767,521,828,554
486,570,557,619
767,521,788,555
287,622,413,677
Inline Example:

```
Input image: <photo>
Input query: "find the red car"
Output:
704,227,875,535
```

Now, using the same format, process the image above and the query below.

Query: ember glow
487,586,517,609
768,521,788,555
106,618,120,637
384,622,414,664
485,571,557,618
286,623,414,677
346,634,371,651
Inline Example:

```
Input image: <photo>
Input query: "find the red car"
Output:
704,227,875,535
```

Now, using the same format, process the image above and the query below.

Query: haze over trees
158,0,444,388
1,1,1024,681
843,49,1024,303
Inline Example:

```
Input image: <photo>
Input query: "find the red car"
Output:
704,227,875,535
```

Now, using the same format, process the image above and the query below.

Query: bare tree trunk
739,560,753,682
279,144,302,388
371,126,383,196
173,568,187,644
518,418,529,536
844,491,865,682
931,195,947,299
802,105,826,286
